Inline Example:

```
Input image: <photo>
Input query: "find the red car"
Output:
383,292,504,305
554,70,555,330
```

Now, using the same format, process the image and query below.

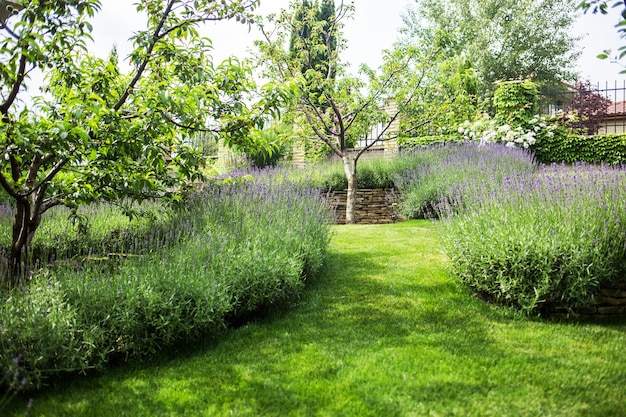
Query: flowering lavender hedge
285,157,418,192
440,161,626,316
393,143,537,219
0,170,332,391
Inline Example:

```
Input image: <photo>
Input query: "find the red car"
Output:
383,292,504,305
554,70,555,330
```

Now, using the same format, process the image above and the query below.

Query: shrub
440,163,626,316
0,170,332,390
394,143,536,219
0,201,175,269
239,125,293,168
288,157,415,192
532,130,626,165
562,81,611,135
457,113,558,150
492,79,539,128
0,273,92,391
397,134,461,148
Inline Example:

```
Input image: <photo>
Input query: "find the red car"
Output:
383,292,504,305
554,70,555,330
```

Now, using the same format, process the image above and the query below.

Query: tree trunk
6,198,41,289
342,155,357,224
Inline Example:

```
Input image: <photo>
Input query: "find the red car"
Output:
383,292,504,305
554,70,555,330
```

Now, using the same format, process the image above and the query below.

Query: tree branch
159,110,219,133
113,0,177,112
0,53,27,116
0,172,19,200
303,108,342,157
30,157,70,198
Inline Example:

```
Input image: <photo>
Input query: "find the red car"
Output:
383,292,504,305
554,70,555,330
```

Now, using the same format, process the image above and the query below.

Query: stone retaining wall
326,188,399,224
578,284,626,316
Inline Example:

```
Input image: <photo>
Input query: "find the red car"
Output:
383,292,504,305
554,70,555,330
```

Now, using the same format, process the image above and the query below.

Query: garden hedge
532,132,626,165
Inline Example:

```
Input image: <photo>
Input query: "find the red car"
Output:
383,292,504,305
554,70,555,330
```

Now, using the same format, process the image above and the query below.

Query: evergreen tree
289,0,313,64
289,0,336,82
316,0,336,80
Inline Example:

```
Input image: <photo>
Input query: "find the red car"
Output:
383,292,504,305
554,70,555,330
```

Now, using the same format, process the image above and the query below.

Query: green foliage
532,130,626,164
258,2,450,222
458,113,557,149
304,135,334,162
492,80,539,128
289,0,337,85
398,134,462,147
394,143,536,219
0,0,274,285
398,54,480,138
8,221,626,416
290,157,419,192
401,0,581,96
441,164,626,315
236,124,293,168
0,173,331,391
355,159,398,189
0,200,175,269
187,132,220,159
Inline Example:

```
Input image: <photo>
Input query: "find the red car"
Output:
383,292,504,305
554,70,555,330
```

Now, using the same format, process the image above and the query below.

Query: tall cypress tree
289,0,336,81
289,0,312,65
315,0,336,80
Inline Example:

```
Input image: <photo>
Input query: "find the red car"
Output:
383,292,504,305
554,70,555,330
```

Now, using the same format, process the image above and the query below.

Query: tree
0,0,274,287
401,0,581,96
289,0,312,62
316,0,337,80
258,1,455,223
289,0,336,99
564,81,611,134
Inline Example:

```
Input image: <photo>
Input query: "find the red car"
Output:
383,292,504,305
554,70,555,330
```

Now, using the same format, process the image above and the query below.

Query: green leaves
492,80,539,128
0,0,282,285
404,0,581,97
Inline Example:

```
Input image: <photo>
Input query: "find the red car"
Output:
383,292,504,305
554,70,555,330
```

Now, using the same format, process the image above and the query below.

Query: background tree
289,0,313,63
285,0,339,160
289,0,336,99
400,0,581,98
0,0,274,287
564,81,611,134
258,1,456,223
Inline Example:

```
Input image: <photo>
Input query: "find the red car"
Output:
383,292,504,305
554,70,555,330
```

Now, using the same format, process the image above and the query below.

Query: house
598,100,626,135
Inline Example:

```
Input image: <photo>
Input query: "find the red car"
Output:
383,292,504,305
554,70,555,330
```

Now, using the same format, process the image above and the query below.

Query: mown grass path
9,220,626,416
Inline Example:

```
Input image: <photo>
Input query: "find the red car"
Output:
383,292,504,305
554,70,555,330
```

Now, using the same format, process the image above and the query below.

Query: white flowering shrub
457,113,556,149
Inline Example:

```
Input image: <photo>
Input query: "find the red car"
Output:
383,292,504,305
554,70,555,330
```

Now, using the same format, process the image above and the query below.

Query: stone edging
578,283,626,316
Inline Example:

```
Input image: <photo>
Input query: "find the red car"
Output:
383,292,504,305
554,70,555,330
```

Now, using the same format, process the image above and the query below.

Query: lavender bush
394,143,536,219
440,161,626,316
0,169,332,390
0,200,175,280
285,157,420,192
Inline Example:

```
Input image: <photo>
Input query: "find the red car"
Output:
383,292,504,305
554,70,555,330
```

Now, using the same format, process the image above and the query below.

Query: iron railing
356,121,387,149
539,80,626,135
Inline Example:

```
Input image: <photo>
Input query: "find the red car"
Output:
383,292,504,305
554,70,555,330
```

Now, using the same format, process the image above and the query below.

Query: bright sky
35,0,626,87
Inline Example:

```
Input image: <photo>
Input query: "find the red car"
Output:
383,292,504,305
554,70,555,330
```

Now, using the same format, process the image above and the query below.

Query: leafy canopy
0,0,283,285
401,0,582,95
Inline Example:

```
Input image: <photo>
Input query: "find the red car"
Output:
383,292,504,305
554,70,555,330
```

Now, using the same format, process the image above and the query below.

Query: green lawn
8,220,626,416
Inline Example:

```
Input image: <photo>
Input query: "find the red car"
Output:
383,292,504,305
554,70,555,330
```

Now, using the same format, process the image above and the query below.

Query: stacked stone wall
578,284,626,317
327,188,399,225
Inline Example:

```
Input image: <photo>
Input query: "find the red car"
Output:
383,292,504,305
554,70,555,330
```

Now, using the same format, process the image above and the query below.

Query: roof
607,100,626,116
